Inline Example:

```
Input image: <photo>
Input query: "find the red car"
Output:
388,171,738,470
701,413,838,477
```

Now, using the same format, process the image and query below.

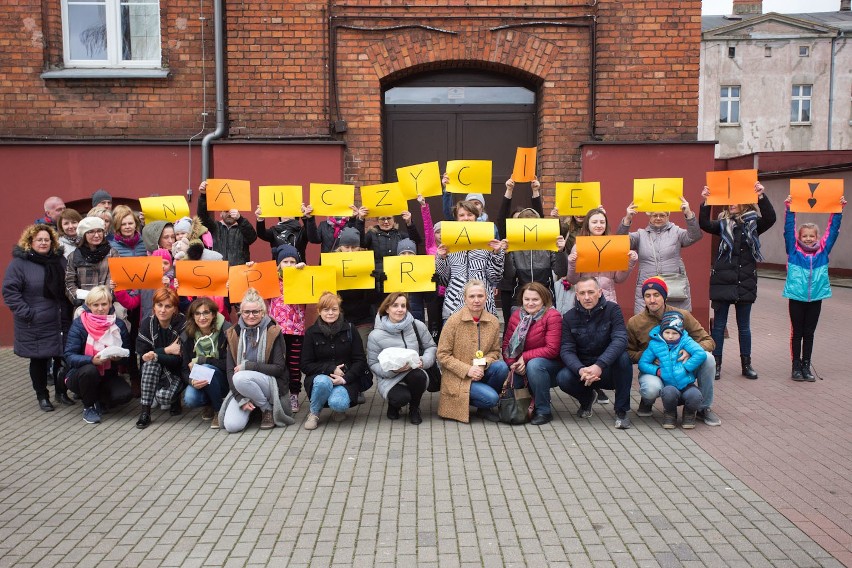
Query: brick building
0,1,714,341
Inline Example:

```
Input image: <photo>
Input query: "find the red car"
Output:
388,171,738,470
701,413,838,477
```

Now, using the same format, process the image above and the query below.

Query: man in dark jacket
556,276,633,429
254,204,310,261
197,181,258,266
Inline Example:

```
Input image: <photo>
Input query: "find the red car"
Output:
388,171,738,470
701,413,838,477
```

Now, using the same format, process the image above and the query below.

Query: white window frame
61,0,161,68
720,85,740,125
791,84,812,124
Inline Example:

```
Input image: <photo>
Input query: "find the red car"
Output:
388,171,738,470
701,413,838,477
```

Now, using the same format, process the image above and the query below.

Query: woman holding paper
135,287,187,428
435,201,507,321
64,216,120,307
180,297,231,429
63,285,132,424
699,182,776,380
3,223,75,411
437,280,509,423
367,292,437,425
616,197,702,314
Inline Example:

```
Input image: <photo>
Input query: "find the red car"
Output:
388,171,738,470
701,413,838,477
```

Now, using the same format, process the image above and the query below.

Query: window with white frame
720,86,740,124
62,0,161,67
791,84,812,123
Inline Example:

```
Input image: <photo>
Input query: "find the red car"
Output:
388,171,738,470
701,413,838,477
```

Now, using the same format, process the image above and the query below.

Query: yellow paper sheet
575,236,631,273
512,147,537,183
440,221,495,252
258,185,303,218
506,218,560,252
206,179,252,212
445,160,492,194
633,178,683,212
108,257,164,291
310,183,355,217
282,266,337,304
320,251,376,291
176,261,229,297
555,183,602,217
397,161,442,199
383,255,437,293
138,196,191,223
360,182,407,217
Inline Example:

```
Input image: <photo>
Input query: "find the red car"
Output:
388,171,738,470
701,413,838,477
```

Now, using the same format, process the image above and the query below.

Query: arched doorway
383,69,537,226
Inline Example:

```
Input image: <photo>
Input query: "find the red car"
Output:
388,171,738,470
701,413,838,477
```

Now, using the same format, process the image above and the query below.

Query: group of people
3,178,845,432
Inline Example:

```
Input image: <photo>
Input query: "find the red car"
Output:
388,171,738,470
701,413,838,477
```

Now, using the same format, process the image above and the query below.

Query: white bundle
377,348,421,373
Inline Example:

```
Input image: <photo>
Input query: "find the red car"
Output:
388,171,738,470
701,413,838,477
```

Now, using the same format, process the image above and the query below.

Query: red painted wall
581,142,717,326
0,143,344,345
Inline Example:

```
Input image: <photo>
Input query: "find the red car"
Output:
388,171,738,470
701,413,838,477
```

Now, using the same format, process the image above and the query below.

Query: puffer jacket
782,208,842,302
64,305,130,380
699,196,776,304
301,320,369,408
364,223,421,284
256,218,309,261
560,294,627,373
504,249,568,300
367,315,436,399
638,325,707,391
306,216,365,253
501,307,563,366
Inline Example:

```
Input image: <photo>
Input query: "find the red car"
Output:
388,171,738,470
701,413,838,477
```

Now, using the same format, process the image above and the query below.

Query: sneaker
304,413,319,430
200,406,214,421
260,410,274,430
577,390,598,419
662,411,676,429
614,411,632,429
289,394,299,413
697,408,721,427
595,388,609,404
210,413,220,429
682,411,696,429
82,406,101,424
636,398,654,417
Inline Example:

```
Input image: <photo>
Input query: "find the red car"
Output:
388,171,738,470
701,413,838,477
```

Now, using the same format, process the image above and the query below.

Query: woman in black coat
301,292,369,430
699,182,776,380
2,223,74,411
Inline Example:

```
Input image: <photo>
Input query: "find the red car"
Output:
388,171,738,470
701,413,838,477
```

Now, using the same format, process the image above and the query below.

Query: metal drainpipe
827,35,837,150
201,0,226,180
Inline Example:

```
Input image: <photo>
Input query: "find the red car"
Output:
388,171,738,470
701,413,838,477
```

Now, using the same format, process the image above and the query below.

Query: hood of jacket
141,220,171,253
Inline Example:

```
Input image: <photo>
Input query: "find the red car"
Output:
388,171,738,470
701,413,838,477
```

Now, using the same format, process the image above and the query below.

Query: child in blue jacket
782,195,846,381
638,311,706,429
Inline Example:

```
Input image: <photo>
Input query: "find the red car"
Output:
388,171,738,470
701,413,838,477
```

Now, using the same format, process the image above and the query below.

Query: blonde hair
85,285,113,307
111,205,140,234
463,279,487,297
18,224,61,253
240,288,267,315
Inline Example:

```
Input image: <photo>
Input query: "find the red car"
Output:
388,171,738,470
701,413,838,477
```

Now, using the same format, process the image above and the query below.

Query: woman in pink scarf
64,285,132,424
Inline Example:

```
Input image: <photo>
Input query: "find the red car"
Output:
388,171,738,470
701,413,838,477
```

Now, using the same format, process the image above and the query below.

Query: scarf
797,239,820,255
112,232,141,250
326,217,349,239
78,241,113,265
718,210,762,263
80,312,121,376
317,317,347,339
22,247,65,302
380,312,414,333
193,320,222,363
236,315,270,366
505,307,547,360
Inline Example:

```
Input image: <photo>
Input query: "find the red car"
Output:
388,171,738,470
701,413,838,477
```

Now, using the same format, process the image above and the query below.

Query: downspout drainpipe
201,0,226,180
827,35,837,150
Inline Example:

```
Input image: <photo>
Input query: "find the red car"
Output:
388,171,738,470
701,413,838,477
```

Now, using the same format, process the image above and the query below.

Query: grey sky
702,0,843,15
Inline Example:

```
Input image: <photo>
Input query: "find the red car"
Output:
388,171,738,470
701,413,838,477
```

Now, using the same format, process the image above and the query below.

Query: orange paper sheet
176,261,229,297
512,147,537,183
575,236,631,273
705,170,758,205
229,261,281,303
108,257,164,291
790,179,845,213
205,179,252,211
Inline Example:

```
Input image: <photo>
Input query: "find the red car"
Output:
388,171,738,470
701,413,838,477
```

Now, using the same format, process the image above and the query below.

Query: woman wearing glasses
616,198,702,314
180,297,231,429
64,216,120,308
363,211,421,306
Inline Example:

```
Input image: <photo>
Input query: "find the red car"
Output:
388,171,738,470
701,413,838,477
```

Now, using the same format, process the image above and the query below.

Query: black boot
170,399,182,416
801,359,815,382
409,406,422,425
791,359,804,381
740,355,758,380
55,392,76,406
714,360,722,381
386,405,400,420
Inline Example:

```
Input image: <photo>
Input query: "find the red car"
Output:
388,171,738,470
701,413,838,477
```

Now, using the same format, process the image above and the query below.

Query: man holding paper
197,181,258,267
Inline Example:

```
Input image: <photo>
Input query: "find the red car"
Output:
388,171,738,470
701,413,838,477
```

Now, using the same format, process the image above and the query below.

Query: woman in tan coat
437,280,509,423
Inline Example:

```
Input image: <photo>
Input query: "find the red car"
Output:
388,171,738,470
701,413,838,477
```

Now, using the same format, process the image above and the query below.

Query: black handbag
414,324,442,392
498,371,532,425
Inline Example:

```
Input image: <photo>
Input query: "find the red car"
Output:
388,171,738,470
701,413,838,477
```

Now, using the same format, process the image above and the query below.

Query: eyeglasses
194,310,213,317
377,217,393,222
648,213,669,219
88,229,106,234
241,309,262,316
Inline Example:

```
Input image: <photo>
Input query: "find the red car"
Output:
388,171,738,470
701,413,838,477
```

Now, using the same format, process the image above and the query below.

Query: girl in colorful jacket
782,195,846,381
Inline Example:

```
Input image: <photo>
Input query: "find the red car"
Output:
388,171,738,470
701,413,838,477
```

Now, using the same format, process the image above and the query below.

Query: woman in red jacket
502,282,564,425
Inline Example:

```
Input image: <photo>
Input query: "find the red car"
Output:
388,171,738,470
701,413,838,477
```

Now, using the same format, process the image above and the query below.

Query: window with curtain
62,0,161,67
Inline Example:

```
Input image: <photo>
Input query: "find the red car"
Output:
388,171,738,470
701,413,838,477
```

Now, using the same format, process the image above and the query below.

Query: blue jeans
522,358,562,416
711,302,752,358
483,360,510,393
469,381,499,409
637,353,715,410
556,352,633,414
309,375,351,415
660,384,703,413
183,365,228,411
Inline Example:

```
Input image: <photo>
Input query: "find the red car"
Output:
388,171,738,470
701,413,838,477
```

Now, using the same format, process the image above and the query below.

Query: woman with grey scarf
219,288,294,433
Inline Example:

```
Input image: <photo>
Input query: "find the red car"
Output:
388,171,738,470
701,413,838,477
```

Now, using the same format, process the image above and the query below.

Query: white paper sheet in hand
96,346,129,359
189,364,215,384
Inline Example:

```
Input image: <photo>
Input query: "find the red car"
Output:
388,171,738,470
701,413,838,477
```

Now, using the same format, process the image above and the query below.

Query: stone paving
0,277,848,567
